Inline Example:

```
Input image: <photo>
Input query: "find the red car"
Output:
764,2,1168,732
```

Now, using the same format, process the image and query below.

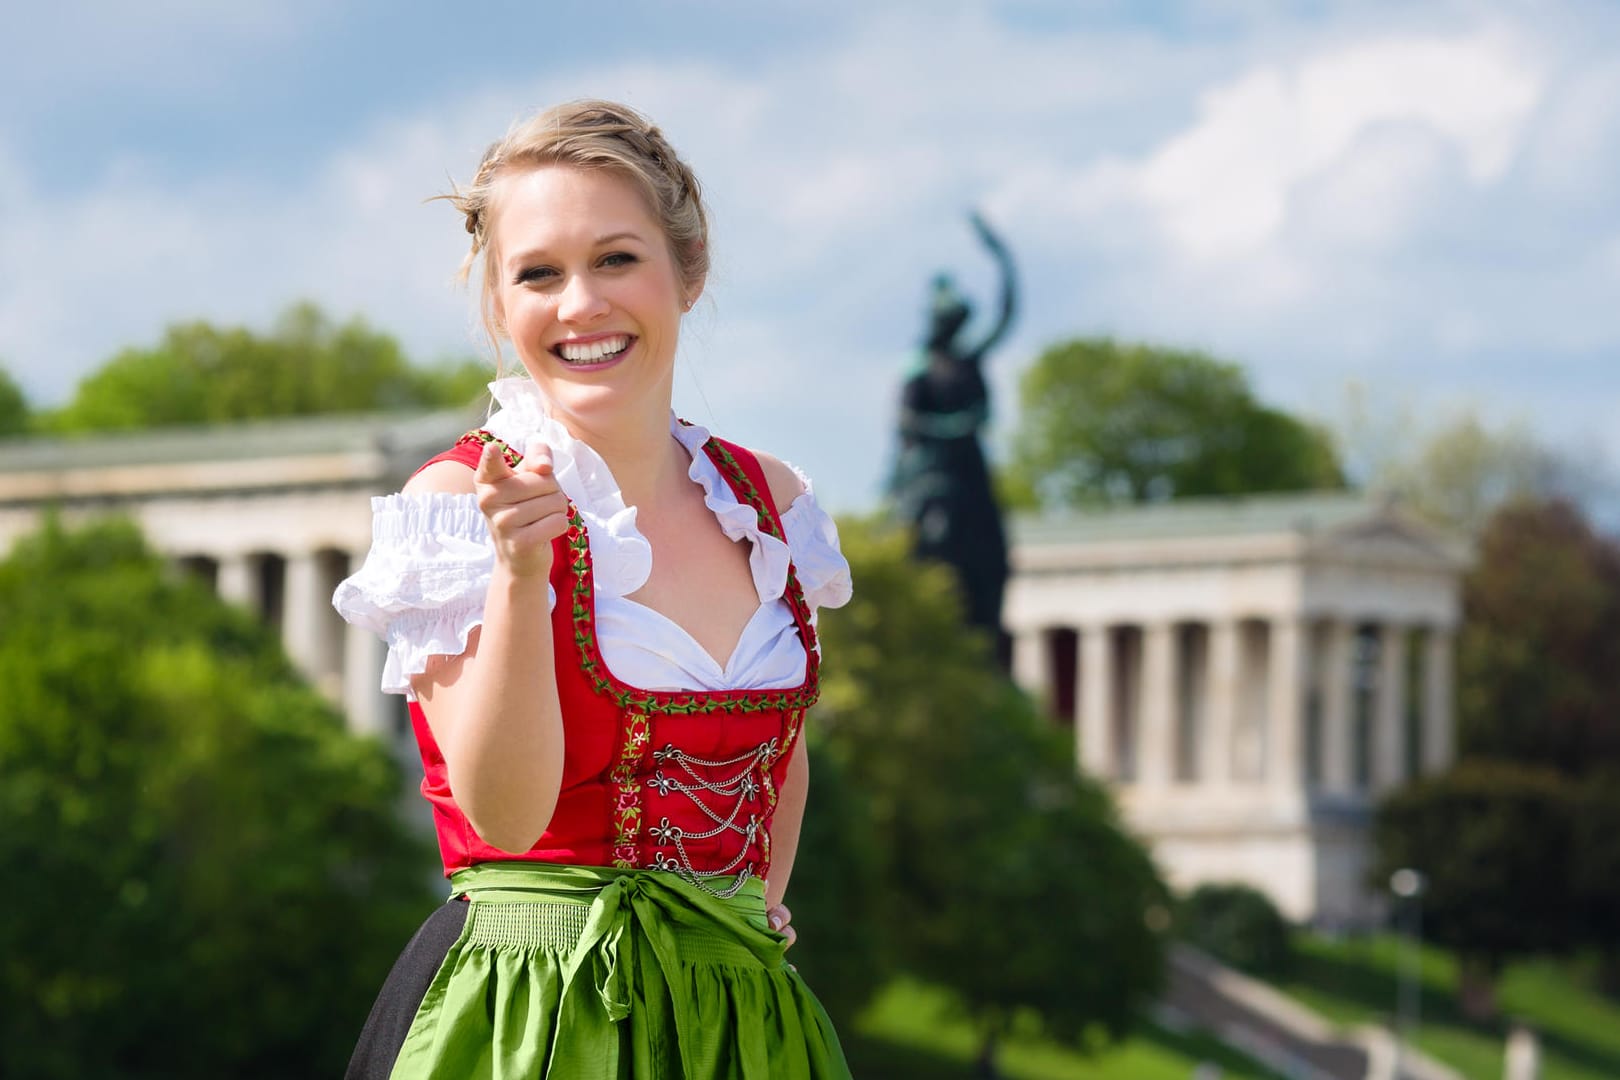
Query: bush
1175,883,1294,976
0,516,436,1078
782,738,886,1031
810,519,1168,1058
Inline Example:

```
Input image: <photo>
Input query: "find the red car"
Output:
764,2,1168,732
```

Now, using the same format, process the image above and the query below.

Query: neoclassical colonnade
1010,616,1455,799
176,547,393,740
1001,497,1466,922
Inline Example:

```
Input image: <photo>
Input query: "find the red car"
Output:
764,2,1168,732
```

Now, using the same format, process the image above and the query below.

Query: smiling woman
331,100,854,1079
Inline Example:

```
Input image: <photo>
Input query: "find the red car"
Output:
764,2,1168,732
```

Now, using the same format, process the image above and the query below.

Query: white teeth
559,335,629,362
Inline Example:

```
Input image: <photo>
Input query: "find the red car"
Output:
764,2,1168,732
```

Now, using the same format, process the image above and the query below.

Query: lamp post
1390,868,1427,1078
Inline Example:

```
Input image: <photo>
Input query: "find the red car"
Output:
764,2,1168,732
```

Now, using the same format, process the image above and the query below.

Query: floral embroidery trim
453,429,522,468
610,712,652,868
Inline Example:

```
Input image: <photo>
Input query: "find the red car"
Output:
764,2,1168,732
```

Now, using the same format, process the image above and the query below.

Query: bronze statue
891,211,1017,647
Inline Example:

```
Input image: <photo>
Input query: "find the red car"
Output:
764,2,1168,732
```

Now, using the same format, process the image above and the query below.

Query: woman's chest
626,499,763,670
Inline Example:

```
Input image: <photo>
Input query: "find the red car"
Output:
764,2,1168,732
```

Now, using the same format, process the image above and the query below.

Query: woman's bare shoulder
747,448,807,510
403,459,477,496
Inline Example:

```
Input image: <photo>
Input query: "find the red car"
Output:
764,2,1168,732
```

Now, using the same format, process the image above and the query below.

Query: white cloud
1119,29,1542,263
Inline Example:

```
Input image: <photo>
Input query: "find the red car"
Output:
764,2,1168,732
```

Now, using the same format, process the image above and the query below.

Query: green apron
389,862,850,1079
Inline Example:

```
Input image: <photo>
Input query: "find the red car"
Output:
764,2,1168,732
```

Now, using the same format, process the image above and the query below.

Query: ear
683,273,707,312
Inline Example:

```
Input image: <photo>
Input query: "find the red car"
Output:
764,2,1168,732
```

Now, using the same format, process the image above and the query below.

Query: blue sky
3,0,1617,509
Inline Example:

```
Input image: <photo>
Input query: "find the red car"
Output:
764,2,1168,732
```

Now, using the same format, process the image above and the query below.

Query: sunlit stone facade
1005,495,1466,924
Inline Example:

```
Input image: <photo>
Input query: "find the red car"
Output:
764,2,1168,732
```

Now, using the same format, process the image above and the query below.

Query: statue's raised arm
965,210,1017,363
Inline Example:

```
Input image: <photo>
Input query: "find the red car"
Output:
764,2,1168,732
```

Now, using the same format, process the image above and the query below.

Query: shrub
1175,882,1294,976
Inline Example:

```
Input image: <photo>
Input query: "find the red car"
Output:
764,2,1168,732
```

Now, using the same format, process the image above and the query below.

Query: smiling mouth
553,335,634,365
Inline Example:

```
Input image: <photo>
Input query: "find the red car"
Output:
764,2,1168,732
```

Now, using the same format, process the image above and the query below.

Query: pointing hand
474,438,569,578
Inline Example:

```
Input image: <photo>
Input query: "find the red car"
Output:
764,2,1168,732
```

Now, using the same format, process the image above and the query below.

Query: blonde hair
438,99,710,373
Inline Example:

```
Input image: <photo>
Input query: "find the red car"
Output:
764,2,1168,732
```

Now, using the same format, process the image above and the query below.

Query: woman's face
489,164,695,434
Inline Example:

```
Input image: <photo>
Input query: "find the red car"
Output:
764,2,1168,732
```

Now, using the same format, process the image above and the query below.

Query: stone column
1267,615,1307,792
344,622,392,739
1422,627,1456,774
1078,623,1114,778
1138,621,1177,788
1012,626,1052,716
1202,619,1239,788
282,551,324,682
1374,623,1408,792
1320,619,1355,795
216,553,256,611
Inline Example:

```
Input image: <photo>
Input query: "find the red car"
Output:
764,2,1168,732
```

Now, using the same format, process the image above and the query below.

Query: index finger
520,437,554,475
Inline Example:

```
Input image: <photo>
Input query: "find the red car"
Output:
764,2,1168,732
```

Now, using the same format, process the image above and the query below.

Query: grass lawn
844,941,1620,1078
847,976,1287,1079
1279,933,1620,1080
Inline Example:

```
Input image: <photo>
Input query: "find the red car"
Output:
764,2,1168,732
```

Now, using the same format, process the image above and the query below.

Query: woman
333,99,854,1079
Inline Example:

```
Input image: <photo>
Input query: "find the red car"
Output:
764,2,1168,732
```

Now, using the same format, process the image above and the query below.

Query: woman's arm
752,448,816,941
405,444,570,853
765,740,809,914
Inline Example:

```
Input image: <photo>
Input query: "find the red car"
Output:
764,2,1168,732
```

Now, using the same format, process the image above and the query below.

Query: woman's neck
559,403,688,512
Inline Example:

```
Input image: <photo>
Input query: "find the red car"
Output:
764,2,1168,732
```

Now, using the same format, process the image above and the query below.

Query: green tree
811,520,1168,1074
1457,499,1620,773
1341,395,1600,536
46,302,489,432
1175,883,1294,977
1007,338,1343,508
1373,498,1620,1017
1372,760,1574,1020
0,516,436,1078
777,739,885,1032
0,364,27,436
1569,770,1620,996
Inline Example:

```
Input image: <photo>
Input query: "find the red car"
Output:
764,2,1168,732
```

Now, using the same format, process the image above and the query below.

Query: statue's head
926,273,971,352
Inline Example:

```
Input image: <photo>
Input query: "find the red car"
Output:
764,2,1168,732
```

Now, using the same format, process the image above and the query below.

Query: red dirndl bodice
405,428,820,897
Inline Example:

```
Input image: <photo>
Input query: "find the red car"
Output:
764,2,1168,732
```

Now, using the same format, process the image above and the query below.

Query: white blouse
332,377,853,700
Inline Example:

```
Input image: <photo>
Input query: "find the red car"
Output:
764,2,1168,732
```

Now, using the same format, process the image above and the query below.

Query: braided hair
435,100,710,373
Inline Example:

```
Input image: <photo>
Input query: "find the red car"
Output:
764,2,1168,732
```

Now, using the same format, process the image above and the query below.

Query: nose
557,272,609,324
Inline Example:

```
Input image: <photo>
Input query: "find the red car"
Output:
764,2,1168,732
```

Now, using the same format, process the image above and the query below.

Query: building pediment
1309,512,1469,571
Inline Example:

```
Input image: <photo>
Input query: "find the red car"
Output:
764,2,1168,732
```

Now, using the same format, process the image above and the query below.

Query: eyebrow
505,231,649,270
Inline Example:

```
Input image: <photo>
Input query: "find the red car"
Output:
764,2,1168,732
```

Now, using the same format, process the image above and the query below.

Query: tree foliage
1342,396,1604,536
809,520,1168,1062
1457,498,1620,773
0,364,27,436
1568,770,1620,994
1373,497,1620,1016
1175,883,1294,977
0,516,436,1078
1372,760,1574,1019
777,739,885,1032
1006,338,1343,508
46,302,489,432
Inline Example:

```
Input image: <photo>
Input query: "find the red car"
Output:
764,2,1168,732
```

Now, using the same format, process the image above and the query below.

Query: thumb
474,440,514,484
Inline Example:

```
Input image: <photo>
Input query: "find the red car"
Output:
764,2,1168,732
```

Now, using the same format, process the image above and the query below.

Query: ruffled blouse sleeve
778,471,853,613
331,492,499,698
